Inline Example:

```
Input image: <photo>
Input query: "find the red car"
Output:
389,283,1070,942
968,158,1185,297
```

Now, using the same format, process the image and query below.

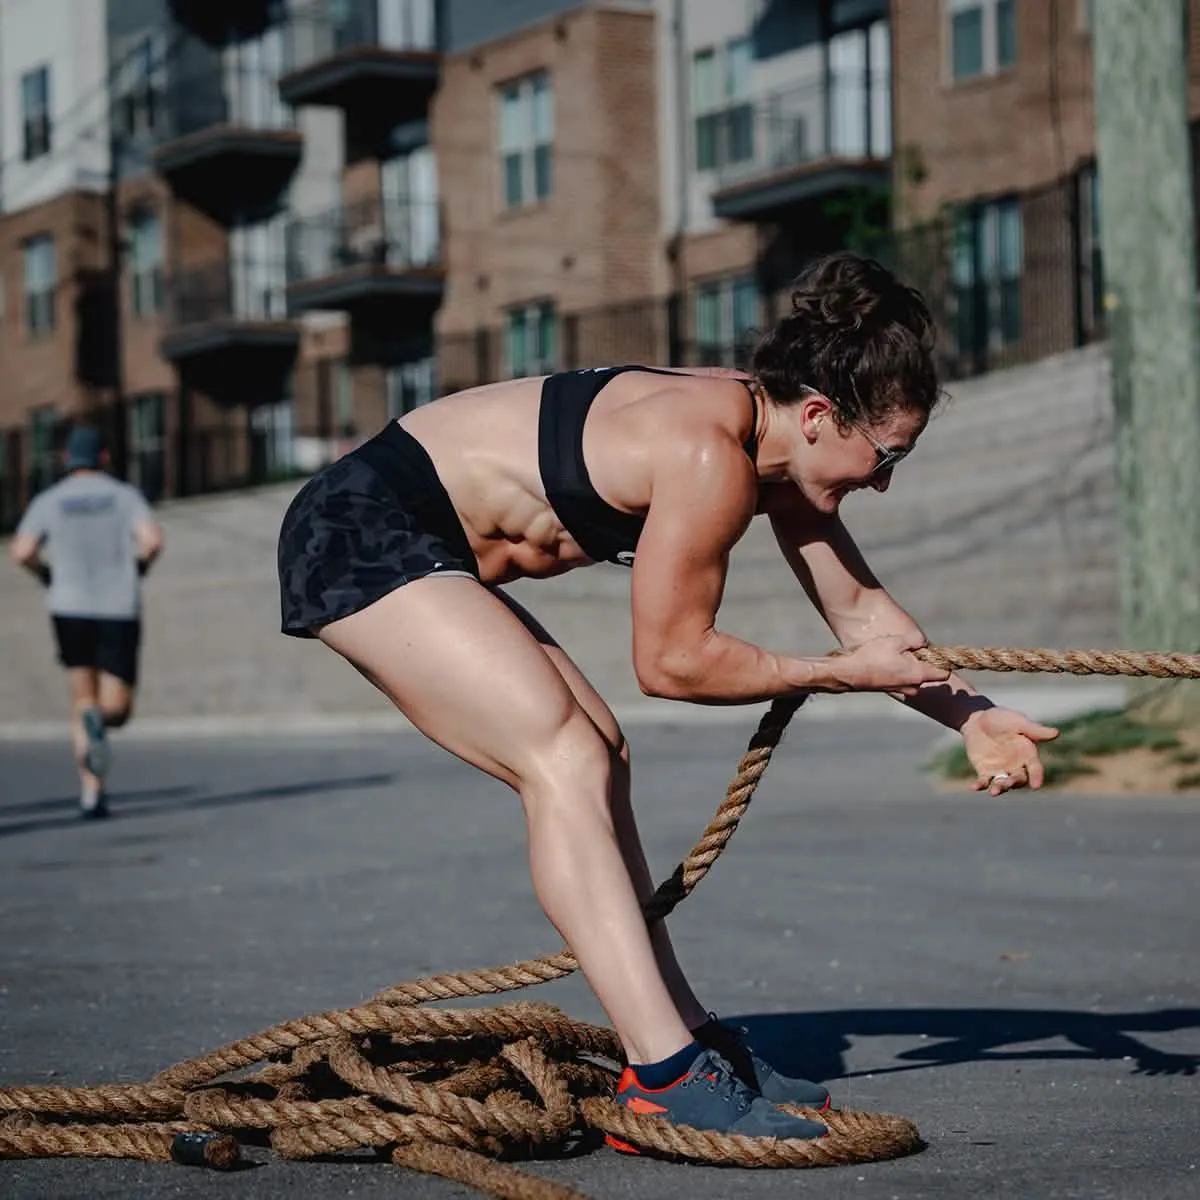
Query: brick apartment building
4,0,1200,529
890,0,1200,376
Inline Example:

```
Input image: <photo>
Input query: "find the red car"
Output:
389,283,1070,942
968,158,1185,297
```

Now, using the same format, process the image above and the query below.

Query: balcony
279,0,439,148
152,64,302,224
162,261,300,402
286,194,443,324
709,72,892,223
168,0,277,44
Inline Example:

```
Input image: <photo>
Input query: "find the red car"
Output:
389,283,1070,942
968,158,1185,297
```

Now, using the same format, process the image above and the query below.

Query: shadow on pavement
0,773,396,840
732,1007,1200,1082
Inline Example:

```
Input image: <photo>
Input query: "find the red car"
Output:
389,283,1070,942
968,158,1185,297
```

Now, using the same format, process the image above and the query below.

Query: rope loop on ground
5,644,1195,1196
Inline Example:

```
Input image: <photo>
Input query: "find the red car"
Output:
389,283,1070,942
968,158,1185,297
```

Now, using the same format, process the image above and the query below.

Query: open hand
962,707,1059,795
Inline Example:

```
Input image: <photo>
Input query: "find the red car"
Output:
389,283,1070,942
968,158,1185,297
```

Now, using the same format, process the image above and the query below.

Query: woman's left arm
770,503,1058,792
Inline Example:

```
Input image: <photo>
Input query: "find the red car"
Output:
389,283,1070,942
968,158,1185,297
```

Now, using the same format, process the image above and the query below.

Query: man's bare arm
134,519,164,576
9,531,51,585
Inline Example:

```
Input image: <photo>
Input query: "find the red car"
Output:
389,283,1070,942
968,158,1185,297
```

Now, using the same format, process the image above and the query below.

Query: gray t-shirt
17,472,154,620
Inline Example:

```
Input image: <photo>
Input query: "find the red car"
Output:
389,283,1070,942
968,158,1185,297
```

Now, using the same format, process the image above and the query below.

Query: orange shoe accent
625,1095,669,1115
615,1066,639,1093
618,1064,692,1094
605,1134,642,1154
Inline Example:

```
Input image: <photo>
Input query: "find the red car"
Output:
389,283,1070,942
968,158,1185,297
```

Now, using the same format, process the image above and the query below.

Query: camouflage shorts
277,425,479,638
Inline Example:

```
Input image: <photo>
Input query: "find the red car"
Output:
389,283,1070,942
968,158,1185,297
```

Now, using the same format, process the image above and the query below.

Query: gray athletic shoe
78,781,109,821
81,706,110,778
605,1047,828,1154
695,1014,831,1109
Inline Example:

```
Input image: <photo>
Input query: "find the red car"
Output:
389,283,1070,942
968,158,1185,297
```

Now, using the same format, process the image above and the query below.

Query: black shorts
277,422,480,638
52,617,141,684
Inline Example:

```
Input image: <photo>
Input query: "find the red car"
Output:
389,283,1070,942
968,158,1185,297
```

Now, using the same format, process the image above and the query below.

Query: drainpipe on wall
666,0,688,363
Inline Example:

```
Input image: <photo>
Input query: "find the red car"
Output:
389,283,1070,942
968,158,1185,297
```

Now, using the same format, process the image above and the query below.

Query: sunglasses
851,422,911,475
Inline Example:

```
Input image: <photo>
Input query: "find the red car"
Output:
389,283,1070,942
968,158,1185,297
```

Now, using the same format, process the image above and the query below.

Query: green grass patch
927,706,1181,788
1175,770,1200,790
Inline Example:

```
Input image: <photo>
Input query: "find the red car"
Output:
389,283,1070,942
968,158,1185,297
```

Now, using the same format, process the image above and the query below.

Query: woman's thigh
490,587,624,755
318,576,596,789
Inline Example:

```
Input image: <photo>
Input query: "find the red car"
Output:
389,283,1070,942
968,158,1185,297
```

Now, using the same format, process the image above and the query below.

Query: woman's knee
519,707,616,808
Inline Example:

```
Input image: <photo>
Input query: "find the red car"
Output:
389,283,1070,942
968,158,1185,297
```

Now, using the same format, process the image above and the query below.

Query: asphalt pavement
1,714,1197,1199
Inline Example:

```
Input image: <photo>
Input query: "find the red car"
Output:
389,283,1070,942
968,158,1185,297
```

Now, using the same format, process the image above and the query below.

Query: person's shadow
0,773,396,840
729,1007,1200,1082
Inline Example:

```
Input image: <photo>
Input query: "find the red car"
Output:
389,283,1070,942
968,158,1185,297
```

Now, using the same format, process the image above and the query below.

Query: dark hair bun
750,251,940,423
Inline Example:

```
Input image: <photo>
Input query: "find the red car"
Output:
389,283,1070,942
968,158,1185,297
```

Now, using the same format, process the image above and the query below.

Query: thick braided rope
917,646,1200,677
4,644,1195,1192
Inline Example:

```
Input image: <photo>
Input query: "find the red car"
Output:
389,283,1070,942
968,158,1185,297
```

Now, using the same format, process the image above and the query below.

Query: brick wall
893,0,1200,223
0,190,109,430
434,4,664,336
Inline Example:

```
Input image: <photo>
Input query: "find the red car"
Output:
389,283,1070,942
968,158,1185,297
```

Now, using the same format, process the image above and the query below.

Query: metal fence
0,410,303,534
287,194,443,285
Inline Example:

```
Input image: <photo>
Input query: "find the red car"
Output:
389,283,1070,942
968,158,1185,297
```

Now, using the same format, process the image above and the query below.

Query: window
228,24,288,129
129,211,164,317
951,196,1023,360
29,407,58,491
230,213,288,319
23,235,55,337
506,301,557,377
381,142,440,267
499,72,553,209
694,275,760,367
335,361,355,437
115,34,166,140
949,0,1016,81
251,396,296,480
378,0,437,50
385,358,437,418
692,38,755,172
21,65,51,161
128,392,165,501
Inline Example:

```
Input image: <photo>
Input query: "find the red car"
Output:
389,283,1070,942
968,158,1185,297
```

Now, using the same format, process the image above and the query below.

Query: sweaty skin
397,369,941,704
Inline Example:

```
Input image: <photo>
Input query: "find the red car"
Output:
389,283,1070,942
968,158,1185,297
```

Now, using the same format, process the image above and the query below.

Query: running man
9,425,163,819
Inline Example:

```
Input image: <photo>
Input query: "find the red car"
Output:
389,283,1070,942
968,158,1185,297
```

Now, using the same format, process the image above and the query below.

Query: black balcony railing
287,195,442,284
285,0,439,66
149,61,301,220
162,63,295,142
279,0,439,140
708,70,891,206
167,260,291,329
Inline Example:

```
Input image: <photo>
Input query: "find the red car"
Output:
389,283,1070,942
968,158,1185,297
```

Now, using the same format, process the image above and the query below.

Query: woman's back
396,368,759,582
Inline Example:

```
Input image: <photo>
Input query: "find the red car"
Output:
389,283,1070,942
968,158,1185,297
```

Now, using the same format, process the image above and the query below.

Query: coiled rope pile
3,645,1199,1199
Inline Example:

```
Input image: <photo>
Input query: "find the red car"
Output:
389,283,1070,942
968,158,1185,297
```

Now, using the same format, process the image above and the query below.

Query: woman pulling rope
275,251,1058,1149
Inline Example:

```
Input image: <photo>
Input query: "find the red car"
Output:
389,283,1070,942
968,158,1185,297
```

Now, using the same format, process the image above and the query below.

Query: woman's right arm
629,429,948,705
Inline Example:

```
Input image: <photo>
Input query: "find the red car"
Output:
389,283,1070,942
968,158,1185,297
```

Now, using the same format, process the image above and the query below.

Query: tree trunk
1093,0,1200,719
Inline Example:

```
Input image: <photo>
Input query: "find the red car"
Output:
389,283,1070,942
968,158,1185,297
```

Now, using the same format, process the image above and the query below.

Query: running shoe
78,783,109,821
605,1047,828,1154
695,1013,831,1109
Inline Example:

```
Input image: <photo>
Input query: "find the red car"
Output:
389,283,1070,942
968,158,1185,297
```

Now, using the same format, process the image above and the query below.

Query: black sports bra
537,365,758,566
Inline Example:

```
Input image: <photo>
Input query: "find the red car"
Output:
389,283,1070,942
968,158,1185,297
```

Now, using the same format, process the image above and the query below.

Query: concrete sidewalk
0,681,1130,742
